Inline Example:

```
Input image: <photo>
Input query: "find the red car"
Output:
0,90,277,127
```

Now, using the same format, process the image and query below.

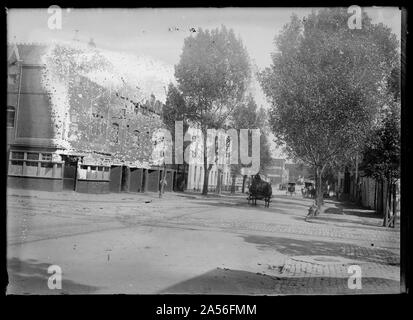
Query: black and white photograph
5,6,404,297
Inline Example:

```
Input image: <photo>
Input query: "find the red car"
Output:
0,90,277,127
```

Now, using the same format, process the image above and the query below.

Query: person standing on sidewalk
159,176,167,198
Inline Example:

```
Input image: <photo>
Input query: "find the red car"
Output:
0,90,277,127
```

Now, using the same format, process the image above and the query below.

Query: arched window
111,123,119,143
133,130,140,145
7,106,15,128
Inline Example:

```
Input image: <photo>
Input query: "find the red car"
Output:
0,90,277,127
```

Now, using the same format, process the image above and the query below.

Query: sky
7,7,402,158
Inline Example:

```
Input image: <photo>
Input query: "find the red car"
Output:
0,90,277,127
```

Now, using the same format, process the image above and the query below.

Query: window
78,165,110,181
226,136,231,159
111,123,119,143
11,151,24,160
8,151,63,179
41,153,52,161
133,130,140,144
7,107,15,128
27,153,39,160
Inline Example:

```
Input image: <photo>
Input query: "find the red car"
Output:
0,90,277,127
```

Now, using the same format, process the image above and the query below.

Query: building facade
7,42,177,193
264,158,288,187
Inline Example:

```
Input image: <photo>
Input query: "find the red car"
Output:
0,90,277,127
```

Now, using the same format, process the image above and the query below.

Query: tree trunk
392,182,397,228
383,180,391,227
201,127,210,195
202,167,210,195
380,179,384,216
241,175,247,193
159,163,167,198
231,174,236,194
183,164,187,190
314,166,323,208
216,169,222,194
355,154,359,204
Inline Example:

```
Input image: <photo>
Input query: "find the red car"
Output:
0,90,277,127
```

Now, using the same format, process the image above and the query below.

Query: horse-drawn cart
247,174,272,208
286,182,296,196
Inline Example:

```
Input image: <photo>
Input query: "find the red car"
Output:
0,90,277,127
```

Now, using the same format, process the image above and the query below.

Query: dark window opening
7,106,15,128
27,153,39,160
112,123,119,143
41,153,52,161
41,162,54,168
11,151,24,159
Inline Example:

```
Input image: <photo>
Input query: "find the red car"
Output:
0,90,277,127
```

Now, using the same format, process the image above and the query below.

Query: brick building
7,42,178,193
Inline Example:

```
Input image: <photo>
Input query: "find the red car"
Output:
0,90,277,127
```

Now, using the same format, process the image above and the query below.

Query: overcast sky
8,7,401,68
7,7,402,158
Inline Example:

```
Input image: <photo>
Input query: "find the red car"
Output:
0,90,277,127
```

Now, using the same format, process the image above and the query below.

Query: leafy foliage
361,104,400,182
175,25,251,129
259,8,399,204
230,94,272,173
175,25,251,194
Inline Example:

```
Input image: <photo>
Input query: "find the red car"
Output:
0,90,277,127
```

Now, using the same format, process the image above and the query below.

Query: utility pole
355,153,359,203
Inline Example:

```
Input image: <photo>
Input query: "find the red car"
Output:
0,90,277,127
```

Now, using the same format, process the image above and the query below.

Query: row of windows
77,165,110,181
192,166,231,187
10,151,53,161
9,160,63,178
8,151,62,178
8,151,113,181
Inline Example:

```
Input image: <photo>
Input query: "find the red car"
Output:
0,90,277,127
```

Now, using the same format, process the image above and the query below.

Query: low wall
7,175,63,192
76,180,110,194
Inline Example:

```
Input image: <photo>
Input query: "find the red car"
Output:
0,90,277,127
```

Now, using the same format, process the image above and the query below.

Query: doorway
121,165,130,192
62,155,78,190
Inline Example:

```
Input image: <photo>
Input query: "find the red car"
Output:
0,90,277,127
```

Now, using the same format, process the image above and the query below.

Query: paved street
6,188,400,294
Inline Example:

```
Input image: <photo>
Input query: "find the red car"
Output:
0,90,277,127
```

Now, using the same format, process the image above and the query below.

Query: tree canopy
259,8,399,205
175,25,252,194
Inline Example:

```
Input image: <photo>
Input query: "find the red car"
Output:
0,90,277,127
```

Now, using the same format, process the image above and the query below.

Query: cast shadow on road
194,196,315,213
6,257,101,295
291,201,384,229
290,215,384,229
158,267,400,294
324,200,380,219
158,267,281,294
194,200,298,215
241,235,400,265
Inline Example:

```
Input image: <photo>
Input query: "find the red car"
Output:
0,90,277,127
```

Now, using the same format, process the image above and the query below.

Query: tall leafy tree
175,26,251,195
230,94,272,193
259,8,399,208
361,66,401,226
162,83,191,191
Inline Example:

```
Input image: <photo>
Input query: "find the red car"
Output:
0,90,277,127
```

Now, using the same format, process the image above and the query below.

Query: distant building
285,163,311,183
264,158,288,186
185,129,232,192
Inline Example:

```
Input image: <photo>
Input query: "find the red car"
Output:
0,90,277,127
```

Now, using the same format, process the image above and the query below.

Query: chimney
88,38,96,48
